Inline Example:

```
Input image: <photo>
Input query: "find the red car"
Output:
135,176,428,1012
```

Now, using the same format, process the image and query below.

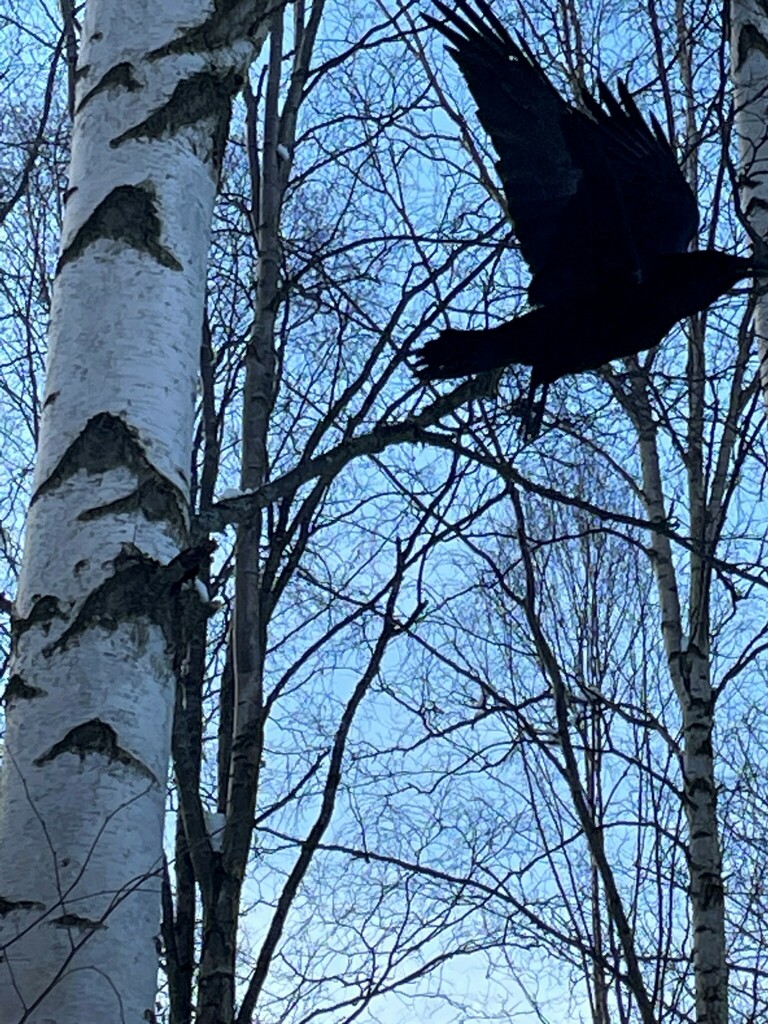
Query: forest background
1,0,767,1023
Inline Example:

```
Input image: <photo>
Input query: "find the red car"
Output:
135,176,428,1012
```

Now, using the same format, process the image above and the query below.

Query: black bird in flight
415,0,758,438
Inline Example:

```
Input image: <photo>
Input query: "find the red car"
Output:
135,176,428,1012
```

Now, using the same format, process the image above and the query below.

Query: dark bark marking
80,477,188,543
148,0,274,60
33,413,145,500
746,195,768,218
736,22,768,71
56,183,182,274
41,540,214,658
33,718,157,782
51,913,106,930
12,595,66,644
0,896,44,917
77,61,141,115
33,414,186,540
110,70,241,174
3,675,46,704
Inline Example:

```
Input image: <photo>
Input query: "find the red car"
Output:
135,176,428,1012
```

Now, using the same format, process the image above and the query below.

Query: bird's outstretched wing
576,77,699,271
425,0,699,306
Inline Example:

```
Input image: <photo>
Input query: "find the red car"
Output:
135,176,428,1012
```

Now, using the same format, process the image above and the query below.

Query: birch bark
0,2,274,1020
732,0,768,409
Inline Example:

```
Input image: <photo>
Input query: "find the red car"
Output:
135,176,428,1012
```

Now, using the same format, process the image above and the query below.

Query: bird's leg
519,376,537,438
519,377,548,442
532,382,548,438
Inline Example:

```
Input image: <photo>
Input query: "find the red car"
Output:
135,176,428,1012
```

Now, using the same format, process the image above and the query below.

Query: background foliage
2,1,767,1021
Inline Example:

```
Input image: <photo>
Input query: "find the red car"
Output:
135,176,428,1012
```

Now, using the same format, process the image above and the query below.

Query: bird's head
664,249,765,307
746,239,768,281
700,242,768,282
653,249,763,322
687,249,755,286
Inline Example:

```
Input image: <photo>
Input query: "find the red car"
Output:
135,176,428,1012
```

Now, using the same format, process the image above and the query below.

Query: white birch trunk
0,2,271,1020
732,0,768,407
611,368,729,1023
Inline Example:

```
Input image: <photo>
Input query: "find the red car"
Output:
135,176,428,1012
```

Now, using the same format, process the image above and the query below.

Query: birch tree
732,0,768,404
399,1,768,1020
0,1,279,1019
0,2,507,1021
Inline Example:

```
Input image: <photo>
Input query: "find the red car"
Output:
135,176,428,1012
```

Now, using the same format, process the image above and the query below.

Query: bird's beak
749,240,768,275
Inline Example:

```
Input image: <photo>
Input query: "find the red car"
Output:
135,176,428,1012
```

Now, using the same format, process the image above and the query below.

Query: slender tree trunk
732,0,768,408
0,1,273,1019
613,369,726,1024
193,5,325,1020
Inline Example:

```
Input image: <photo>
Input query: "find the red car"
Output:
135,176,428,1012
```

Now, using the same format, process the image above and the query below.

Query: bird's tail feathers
413,320,538,380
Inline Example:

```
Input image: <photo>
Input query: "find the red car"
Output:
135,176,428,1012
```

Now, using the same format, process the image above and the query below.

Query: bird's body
416,0,757,436
425,251,753,384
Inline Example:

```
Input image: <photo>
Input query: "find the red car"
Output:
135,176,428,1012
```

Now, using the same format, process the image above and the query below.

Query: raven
415,0,757,438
